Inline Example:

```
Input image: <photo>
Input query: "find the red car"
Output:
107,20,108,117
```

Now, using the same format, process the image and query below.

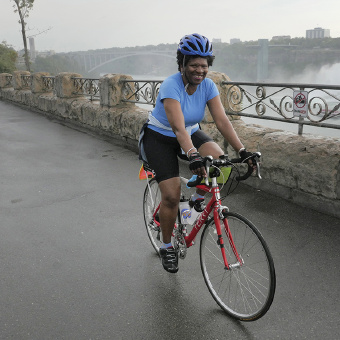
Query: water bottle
179,199,200,225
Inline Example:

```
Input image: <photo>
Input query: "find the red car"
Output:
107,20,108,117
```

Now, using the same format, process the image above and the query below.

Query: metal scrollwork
329,102,340,117
122,81,135,100
255,101,266,116
143,82,154,103
5,75,12,87
279,95,294,119
72,78,99,100
308,97,327,122
256,86,266,100
307,89,340,122
226,85,244,112
42,76,55,91
122,80,162,106
21,75,32,88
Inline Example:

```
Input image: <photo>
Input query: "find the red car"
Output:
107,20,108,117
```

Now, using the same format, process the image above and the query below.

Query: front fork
214,208,244,270
210,184,243,270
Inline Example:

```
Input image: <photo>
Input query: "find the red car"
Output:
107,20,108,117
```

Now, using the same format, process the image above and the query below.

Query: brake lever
254,155,262,179
205,161,210,186
204,156,213,186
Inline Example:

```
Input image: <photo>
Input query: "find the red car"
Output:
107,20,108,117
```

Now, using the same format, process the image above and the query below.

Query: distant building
212,38,222,43
306,27,330,39
29,37,36,60
272,35,291,41
230,38,241,45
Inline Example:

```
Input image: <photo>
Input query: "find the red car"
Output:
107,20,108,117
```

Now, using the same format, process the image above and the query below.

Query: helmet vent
196,40,204,52
187,41,197,51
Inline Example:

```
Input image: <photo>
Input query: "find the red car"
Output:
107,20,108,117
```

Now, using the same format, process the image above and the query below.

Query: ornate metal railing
42,76,55,91
3,73,339,135
72,77,100,101
223,81,340,134
5,75,12,87
120,79,163,107
21,75,32,88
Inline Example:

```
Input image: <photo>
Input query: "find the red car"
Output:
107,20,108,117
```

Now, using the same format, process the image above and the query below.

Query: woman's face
182,57,209,86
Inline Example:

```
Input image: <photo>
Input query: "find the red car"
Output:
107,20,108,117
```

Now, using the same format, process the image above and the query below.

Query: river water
130,74,339,139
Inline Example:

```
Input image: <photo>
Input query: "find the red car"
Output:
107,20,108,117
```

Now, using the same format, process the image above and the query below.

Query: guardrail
21,74,32,88
5,75,13,87
72,77,100,101
23,76,99,100
121,79,162,107
12,75,340,135
223,81,340,135
21,75,32,88
42,76,55,92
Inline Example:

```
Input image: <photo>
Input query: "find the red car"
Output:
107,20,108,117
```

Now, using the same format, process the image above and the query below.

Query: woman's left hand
239,149,257,170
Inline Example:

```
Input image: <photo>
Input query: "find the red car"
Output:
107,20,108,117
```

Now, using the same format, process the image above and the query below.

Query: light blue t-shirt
148,72,219,137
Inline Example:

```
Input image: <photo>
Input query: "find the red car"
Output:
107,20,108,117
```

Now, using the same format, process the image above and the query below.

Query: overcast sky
1,0,340,52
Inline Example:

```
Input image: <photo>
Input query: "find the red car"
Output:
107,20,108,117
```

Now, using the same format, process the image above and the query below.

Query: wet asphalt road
1,100,340,340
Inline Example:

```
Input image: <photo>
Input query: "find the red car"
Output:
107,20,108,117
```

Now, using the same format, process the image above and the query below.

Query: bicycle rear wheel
143,178,162,253
200,212,276,321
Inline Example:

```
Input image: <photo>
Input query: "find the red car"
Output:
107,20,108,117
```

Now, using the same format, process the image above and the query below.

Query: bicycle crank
173,227,187,259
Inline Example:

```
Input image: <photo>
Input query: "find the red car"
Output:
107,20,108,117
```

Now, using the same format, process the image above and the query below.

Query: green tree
0,42,18,73
11,0,34,72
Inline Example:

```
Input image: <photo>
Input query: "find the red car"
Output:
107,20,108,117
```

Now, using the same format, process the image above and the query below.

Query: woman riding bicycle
141,33,253,273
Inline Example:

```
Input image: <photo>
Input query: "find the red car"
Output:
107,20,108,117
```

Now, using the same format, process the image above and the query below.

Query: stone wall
1,71,339,218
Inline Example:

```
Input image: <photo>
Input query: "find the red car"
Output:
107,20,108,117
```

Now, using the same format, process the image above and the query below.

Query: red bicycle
141,153,276,321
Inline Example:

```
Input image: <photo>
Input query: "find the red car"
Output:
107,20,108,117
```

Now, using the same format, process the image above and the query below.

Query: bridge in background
64,40,298,80
66,50,176,73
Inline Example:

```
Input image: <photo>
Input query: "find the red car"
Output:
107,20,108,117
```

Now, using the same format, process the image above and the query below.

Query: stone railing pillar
0,73,13,88
13,71,30,90
205,71,241,123
55,72,83,98
31,72,51,93
99,74,134,107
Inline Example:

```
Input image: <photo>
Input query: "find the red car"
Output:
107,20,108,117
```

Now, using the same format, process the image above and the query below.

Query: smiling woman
139,33,255,274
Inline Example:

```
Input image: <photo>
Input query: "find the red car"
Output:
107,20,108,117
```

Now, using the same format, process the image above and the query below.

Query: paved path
1,100,339,340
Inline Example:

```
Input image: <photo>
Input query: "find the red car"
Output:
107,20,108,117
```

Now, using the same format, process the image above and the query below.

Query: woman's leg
198,141,224,159
196,141,224,195
143,128,182,244
158,177,181,244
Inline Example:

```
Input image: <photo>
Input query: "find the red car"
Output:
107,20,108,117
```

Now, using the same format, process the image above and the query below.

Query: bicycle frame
149,175,243,270
183,178,242,270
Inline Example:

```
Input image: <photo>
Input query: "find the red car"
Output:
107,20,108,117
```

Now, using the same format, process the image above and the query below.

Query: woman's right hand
189,152,206,177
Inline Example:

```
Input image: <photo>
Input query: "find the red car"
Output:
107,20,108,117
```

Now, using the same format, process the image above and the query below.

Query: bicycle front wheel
143,178,162,253
200,212,276,321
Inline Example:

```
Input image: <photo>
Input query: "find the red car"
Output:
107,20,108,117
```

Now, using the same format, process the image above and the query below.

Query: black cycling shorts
143,127,213,183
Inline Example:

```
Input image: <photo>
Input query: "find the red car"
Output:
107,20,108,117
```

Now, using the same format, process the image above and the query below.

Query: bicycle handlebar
186,152,262,188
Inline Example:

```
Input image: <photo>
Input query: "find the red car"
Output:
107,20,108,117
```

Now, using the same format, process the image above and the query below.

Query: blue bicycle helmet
178,33,214,57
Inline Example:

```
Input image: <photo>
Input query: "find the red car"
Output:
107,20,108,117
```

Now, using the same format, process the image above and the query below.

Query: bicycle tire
200,212,276,321
143,178,162,253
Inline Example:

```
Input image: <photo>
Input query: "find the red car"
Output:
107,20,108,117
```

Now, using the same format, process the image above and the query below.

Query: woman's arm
163,98,197,157
207,95,244,153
